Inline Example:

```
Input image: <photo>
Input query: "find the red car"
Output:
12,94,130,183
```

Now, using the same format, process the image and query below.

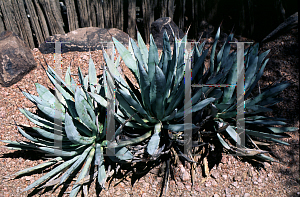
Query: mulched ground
0,28,298,197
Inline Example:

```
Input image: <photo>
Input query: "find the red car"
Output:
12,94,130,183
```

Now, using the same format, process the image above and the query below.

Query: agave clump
2,56,133,196
105,28,297,188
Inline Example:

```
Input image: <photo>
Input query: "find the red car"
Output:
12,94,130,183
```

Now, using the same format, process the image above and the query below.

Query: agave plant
103,28,297,192
1,56,136,196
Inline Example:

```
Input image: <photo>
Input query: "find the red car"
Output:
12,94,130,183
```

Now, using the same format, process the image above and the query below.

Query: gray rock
150,17,184,49
39,27,131,54
233,176,242,182
222,174,228,180
0,31,36,87
231,182,238,188
243,193,250,197
211,171,220,179
179,165,190,182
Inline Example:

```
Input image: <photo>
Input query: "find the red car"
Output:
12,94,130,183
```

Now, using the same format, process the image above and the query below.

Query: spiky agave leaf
2,56,132,196
109,31,208,165
106,28,297,193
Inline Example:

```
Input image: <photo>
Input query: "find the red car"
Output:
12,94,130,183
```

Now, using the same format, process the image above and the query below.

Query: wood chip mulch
0,29,298,197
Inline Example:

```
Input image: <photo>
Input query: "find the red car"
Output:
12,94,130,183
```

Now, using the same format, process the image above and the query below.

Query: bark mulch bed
0,28,298,197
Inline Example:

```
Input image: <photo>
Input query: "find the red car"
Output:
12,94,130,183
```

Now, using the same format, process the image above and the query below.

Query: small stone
177,181,185,189
221,156,228,164
233,176,242,182
185,162,191,169
211,171,220,179
194,185,201,192
222,174,228,180
267,173,272,177
257,178,262,183
115,190,121,195
242,172,248,180
179,165,190,181
82,54,89,60
185,184,191,190
253,181,258,185
205,181,211,187
124,193,130,197
235,195,240,197
264,162,271,167
248,169,253,177
213,194,220,197
211,179,218,186
244,193,250,197
225,188,230,194
119,182,125,187
231,182,238,188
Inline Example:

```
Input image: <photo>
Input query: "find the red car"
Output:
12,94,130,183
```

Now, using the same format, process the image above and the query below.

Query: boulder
39,27,131,54
151,17,185,49
0,31,36,87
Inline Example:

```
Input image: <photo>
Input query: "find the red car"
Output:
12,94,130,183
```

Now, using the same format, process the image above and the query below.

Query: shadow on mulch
1,150,45,161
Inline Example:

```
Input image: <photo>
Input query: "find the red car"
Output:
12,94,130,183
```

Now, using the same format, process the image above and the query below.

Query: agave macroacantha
2,27,297,196
104,28,297,189
2,56,140,196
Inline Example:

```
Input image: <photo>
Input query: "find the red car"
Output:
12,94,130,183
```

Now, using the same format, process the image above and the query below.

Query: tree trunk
95,1,104,28
13,0,35,48
24,0,44,46
89,0,97,27
65,0,79,31
113,0,123,31
142,0,155,43
127,0,136,39
33,0,50,40
50,0,64,31
38,0,64,35
167,0,175,20
0,9,5,33
76,0,90,27
175,0,185,30
0,0,20,35
89,0,104,28
103,0,113,28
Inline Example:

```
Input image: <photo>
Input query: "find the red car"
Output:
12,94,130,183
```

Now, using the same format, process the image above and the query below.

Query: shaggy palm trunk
127,0,136,39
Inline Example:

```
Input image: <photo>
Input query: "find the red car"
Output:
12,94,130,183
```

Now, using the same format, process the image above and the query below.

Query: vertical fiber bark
176,0,185,30
65,0,79,31
127,0,136,38
103,0,113,28
13,0,35,48
24,0,44,46
89,0,97,27
0,0,19,35
167,0,175,20
33,0,50,40
94,0,104,28
38,0,64,35
50,0,64,31
113,0,123,31
0,9,5,33
142,0,155,43
76,0,90,27
159,0,168,18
